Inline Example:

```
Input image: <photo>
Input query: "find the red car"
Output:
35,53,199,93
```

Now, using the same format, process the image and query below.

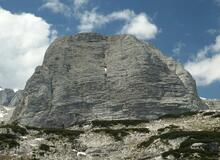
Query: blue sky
0,0,220,99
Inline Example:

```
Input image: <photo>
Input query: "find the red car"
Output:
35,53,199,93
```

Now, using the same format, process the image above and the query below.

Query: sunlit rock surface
11,33,204,128
0,88,15,106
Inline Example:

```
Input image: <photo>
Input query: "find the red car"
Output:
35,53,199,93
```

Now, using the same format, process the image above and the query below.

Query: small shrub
41,128,84,137
157,125,179,133
0,133,20,149
25,126,42,131
159,111,198,119
91,119,149,128
38,128,84,142
212,114,220,118
92,129,129,141
137,136,158,148
0,123,28,136
162,145,219,159
93,127,149,141
202,112,216,116
138,130,220,149
124,128,150,133
39,144,50,152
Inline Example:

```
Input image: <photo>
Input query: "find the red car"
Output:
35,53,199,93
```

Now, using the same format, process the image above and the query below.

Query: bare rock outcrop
11,33,205,128
202,99,220,109
9,90,24,107
0,88,15,106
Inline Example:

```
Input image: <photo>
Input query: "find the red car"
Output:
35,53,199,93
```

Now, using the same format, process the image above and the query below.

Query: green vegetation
162,136,219,159
92,129,129,141
40,128,84,137
39,144,50,152
25,126,42,131
0,123,28,136
25,125,85,142
138,131,220,148
162,148,218,159
0,155,37,160
137,136,158,148
138,130,220,159
37,128,84,142
0,133,20,149
93,127,149,141
202,112,216,116
159,131,220,140
157,125,180,133
212,114,220,118
123,128,150,133
159,111,198,119
25,125,84,140
91,119,149,128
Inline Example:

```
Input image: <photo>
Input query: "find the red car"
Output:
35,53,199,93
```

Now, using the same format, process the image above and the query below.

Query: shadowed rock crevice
11,33,204,128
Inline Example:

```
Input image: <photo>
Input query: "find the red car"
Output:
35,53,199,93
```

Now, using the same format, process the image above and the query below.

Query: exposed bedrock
11,33,205,128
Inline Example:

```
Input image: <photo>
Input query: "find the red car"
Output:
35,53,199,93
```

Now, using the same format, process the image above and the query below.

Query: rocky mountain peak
11,33,205,128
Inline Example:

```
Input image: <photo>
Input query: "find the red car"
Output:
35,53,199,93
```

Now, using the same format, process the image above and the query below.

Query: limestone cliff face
11,33,204,128
0,89,15,106
9,90,24,107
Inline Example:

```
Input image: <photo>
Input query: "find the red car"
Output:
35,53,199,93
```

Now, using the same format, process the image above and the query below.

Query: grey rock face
0,88,15,106
0,105,15,122
11,33,204,128
9,90,24,107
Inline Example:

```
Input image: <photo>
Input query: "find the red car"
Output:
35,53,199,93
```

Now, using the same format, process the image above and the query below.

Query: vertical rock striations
11,33,204,128
9,90,24,107
0,88,15,106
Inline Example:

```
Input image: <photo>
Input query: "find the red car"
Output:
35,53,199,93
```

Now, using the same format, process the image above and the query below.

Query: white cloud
215,0,220,6
41,0,89,16
120,13,158,40
77,8,107,32
212,35,220,52
41,0,71,16
77,9,158,40
172,42,186,56
73,0,89,10
185,54,220,86
77,9,135,32
40,0,158,40
0,8,56,89
207,29,219,35
108,9,135,21
185,35,220,86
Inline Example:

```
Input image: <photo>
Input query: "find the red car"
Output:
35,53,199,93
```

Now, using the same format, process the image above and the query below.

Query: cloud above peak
0,8,56,89
41,0,71,16
77,9,135,32
120,13,158,40
40,0,159,40
73,0,89,10
185,35,220,86
77,8,158,40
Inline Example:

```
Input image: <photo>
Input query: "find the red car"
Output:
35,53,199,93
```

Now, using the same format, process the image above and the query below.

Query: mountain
0,88,15,106
11,33,205,128
0,89,23,107
8,90,23,107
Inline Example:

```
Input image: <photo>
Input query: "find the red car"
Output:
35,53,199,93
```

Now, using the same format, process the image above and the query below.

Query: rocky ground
1,110,220,160
0,106,14,122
